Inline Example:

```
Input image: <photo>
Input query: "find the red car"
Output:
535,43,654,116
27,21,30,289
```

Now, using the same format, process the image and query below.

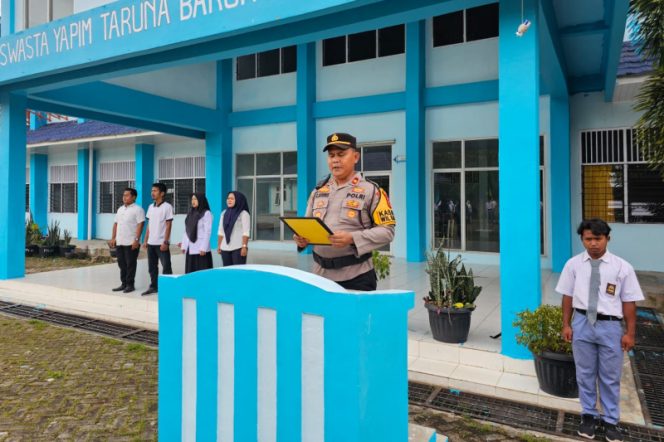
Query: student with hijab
179,193,213,274
216,191,251,266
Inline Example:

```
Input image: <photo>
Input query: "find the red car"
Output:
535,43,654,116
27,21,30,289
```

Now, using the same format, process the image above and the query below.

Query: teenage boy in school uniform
142,182,173,296
556,218,644,442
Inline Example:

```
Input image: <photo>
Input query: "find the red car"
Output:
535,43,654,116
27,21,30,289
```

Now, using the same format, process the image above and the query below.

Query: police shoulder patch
372,188,396,226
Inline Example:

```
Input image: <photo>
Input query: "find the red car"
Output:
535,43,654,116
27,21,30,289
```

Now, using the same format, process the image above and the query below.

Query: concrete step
409,423,445,442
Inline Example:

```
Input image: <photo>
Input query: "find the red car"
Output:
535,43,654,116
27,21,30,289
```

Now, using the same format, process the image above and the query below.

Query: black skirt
184,251,213,274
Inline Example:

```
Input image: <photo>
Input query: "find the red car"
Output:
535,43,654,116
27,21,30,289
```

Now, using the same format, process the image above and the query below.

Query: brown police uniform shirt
305,172,396,282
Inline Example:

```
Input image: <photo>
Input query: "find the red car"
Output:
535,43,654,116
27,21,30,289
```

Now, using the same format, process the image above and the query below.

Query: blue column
135,143,155,210
405,21,426,262
77,147,91,240
29,154,49,232
1,0,15,36
296,43,317,216
0,92,27,279
499,0,541,359
550,95,571,272
29,112,47,130
206,59,233,249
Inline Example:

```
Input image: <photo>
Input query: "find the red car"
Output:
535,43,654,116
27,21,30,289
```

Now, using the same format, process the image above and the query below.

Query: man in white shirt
556,218,644,442
109,188,145,293
142,183,174,295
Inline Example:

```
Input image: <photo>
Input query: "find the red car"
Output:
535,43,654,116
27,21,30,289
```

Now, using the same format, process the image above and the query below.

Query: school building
1,0,662,358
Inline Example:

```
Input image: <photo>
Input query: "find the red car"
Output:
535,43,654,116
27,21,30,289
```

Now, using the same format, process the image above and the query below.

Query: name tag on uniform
606,283,616,296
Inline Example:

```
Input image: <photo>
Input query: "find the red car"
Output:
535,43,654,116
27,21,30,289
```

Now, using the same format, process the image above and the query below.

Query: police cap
323,132,357,151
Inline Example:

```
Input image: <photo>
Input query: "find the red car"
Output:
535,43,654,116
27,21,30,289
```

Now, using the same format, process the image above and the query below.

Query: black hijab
223,191,250,242
185,193,211,243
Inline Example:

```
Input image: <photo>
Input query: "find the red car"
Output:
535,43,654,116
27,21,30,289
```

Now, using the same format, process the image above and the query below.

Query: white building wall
570,92,664,272
233,72,296,112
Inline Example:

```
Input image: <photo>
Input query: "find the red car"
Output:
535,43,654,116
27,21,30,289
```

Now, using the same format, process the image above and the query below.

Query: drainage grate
39,311,96,328
75,319,140,337
2,304,48,318
637,308,662,326
428,387,559,433
636,324,664,348
0,300,15,308
408,382,436,405
634,349,664,377
120,329,159,346
640,375,664,427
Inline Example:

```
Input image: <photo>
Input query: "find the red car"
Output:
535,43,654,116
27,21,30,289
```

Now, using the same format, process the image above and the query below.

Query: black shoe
141,287,157,296
603,422,623,442
123,286,135,293
112,285,126,292
578,414,597,439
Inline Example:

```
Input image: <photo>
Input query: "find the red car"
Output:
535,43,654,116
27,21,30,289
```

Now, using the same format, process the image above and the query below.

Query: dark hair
577,218,611,237
124,187,137,198
152,182,167,194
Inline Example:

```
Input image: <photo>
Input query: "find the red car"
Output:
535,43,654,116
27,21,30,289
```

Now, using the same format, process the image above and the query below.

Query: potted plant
61,229,77,258
372,250,391,280
424,243,482,343
513,304,578,398
24,214,41,257
39,220,60,258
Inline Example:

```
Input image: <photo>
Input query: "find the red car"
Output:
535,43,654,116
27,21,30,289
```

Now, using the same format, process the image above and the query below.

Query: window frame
49,164,78,214
432,4,499,48
98,161,136,215
157,156,206,215
235,46,298,81
322,25,406,67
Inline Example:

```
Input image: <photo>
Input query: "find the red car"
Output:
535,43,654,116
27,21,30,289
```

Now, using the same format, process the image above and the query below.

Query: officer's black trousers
337,269,377,291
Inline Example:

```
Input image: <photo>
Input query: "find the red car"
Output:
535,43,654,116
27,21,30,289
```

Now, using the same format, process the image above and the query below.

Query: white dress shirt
146,201,174,246
217,210,251,251
555,250,644,318
181,211,213,255
114,203,145,246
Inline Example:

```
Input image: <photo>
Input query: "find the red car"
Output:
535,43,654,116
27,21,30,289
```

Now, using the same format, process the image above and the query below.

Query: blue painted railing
158,265,414,441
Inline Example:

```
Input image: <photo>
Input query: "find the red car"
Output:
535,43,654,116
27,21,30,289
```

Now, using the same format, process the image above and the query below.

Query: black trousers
116,245,139,287
337,269,377,291
147,245,172,289
221,248,247,266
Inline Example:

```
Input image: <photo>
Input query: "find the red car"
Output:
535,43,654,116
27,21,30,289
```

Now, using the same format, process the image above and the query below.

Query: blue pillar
29,112,47,130
29,154,48,232
405,21,426,262
296,42,317,217
0,92,27,279
1,0,15,36
550,95,571,272
499,0,541,359
76,143,97,239
135,143,155,210
206,60,233,249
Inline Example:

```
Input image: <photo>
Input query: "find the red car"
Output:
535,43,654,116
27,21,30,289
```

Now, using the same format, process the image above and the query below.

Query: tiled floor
0,247,645,424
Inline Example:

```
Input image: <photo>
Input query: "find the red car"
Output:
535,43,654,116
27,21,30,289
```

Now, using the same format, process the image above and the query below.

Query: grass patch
102,337,123,346
519,434,552,442
28,319,48,331
46,370,65,379
127,343,148,354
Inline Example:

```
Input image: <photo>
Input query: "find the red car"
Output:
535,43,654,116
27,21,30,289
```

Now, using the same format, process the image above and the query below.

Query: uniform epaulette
315,174,331,190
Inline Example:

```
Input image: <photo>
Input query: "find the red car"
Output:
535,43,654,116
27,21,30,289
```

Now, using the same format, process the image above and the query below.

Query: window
99,161,135,214
26,168,30,213
23,0,73,29
355,143,393,251
49,165,77,213
236,46,297,80
581,128,664,223
433,3,499,47
322,25,405,66
158,157,206,215
236,152,298,241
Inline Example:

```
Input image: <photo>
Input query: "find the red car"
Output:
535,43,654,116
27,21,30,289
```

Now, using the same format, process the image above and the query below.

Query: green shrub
513,304,572,355
371,250,391,280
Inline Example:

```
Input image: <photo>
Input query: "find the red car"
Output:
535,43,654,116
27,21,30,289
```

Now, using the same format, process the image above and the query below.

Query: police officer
293,132,395,291
556,218,644,442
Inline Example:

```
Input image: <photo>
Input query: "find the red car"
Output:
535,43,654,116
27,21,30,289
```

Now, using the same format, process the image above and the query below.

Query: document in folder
280,217,334,245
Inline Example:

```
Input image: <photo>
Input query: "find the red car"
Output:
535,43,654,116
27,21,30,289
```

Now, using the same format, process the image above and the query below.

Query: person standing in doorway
216,191,251,266
557,218,644,442
179,193,213,274
142,183,174,295
293,132,396,291
109,188,145,293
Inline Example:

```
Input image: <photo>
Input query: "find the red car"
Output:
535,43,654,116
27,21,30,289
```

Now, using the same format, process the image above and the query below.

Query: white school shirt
114,203,146,246
146,201,174,246
181,211,213,255
555,250,644,318
217,210,251,251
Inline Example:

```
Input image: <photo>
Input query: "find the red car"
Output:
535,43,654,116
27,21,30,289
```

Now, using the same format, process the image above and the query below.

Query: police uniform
555,250,644,425
301,133,396,291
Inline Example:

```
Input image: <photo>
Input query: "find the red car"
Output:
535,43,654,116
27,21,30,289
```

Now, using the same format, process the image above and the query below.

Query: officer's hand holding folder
280,217,333,245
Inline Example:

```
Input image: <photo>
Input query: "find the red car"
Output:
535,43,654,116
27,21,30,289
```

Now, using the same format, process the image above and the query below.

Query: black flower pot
533,351,578,398
38,245,57,258
63,245,77,259
425,303,472,343
25,245,39,257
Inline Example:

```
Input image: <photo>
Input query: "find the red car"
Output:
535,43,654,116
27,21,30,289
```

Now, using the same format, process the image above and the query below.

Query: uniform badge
317,201,325,208
347,210,356,218
331,134,339,142
606,283,616,296
352,187,364,193
351,176,359,185
346,200,359,208
372,188,396,226
318,186,330,193
314,211,322,218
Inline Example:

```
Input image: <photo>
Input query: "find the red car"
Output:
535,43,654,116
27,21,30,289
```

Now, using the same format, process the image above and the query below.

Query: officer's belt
574,308,621,322
313,252,372,270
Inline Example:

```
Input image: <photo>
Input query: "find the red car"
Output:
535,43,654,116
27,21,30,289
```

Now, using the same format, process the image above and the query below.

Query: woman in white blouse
217,191,251,266
179,193,213,273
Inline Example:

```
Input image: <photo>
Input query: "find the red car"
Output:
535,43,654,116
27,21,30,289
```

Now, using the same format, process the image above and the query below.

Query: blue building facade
2,0,662,357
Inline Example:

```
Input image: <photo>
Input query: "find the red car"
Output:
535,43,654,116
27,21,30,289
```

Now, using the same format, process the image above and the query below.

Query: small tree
629,0,664,178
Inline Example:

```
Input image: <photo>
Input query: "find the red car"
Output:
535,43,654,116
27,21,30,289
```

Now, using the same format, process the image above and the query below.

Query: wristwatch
164,240,170,245
134,237,140,242
241,245,247,248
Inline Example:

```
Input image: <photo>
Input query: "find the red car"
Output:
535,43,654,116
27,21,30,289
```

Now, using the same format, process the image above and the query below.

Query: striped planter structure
158,265,414,442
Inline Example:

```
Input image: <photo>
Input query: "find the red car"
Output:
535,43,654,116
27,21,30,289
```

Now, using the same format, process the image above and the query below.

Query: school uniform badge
606,283,616,296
